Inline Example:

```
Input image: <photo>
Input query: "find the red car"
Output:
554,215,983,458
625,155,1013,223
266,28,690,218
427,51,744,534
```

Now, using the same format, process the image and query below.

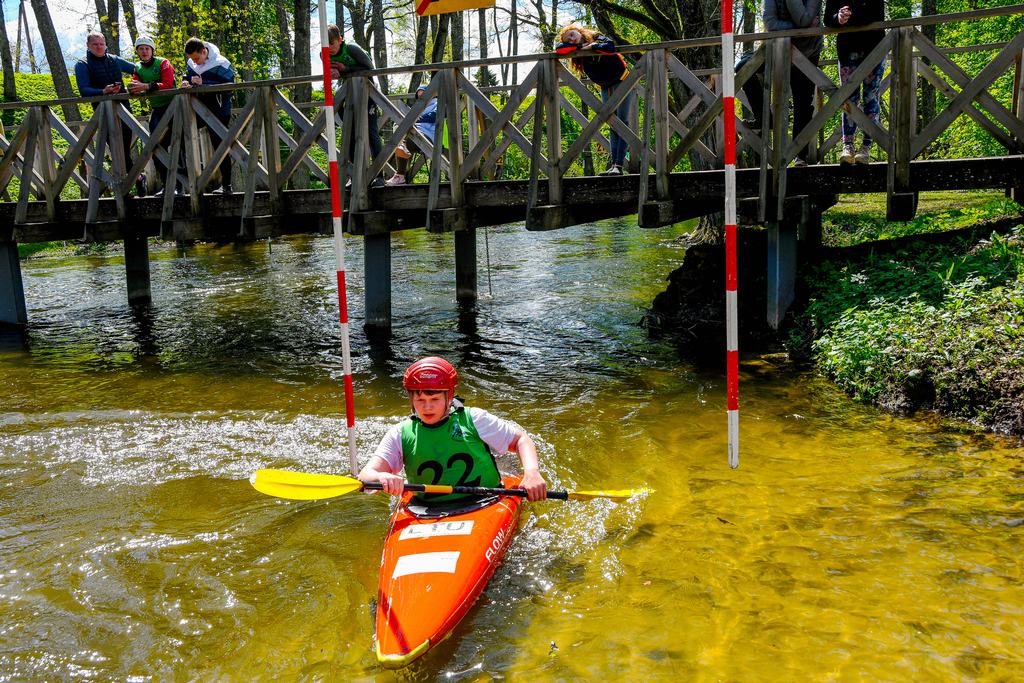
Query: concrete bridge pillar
766,220,797,330
0,241,28,331
124,236,152,305
454,227,477,303
364,232,392,330
766,196,827,329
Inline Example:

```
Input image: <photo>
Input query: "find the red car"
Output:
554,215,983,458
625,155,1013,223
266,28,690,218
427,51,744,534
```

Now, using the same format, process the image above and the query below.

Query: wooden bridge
2,5,1023,332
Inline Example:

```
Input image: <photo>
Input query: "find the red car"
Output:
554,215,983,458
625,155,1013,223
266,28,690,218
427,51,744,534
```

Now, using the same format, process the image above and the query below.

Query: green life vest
329,42,356,68
135,57,173,109
400,404,502,503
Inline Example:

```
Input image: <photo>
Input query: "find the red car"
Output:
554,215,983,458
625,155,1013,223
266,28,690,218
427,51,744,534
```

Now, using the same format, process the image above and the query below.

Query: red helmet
403,356,458,392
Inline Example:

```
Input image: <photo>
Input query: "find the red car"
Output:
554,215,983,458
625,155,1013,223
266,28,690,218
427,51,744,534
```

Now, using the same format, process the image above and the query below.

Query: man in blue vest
74,31,142,194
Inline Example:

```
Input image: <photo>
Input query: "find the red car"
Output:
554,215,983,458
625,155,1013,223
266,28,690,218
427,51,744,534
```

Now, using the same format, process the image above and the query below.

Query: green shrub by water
793,216,1024,434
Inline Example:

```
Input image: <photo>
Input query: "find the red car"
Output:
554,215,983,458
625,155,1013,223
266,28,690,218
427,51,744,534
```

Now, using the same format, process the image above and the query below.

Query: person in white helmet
129,36,179,196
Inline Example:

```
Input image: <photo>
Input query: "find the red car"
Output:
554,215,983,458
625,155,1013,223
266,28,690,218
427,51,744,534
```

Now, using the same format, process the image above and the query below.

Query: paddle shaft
363,481,569,500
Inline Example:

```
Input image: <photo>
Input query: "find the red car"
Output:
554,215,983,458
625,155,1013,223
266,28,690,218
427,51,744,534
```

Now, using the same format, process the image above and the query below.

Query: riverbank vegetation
789,191,1024,435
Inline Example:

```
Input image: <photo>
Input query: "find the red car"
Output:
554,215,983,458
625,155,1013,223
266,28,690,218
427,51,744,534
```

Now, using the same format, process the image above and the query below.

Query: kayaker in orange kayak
358,356,548,502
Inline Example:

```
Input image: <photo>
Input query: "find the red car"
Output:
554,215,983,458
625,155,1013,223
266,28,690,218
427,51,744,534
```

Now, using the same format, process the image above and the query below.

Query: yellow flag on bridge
416,0,495,17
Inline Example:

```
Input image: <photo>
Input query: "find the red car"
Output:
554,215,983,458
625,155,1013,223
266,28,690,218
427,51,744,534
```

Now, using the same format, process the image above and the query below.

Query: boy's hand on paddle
371,472,405,496
520,468,547,502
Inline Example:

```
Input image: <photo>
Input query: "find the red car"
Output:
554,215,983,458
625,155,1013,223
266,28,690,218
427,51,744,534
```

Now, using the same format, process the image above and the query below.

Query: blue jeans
600,81,634,167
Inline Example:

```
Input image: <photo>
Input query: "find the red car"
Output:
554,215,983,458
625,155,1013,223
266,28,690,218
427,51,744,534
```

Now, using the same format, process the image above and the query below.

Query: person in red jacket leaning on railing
555,24,633,177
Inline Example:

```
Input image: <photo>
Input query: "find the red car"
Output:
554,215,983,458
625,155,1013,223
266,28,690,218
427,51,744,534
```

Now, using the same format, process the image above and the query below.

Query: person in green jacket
327,24,384,187
358,356,548,503
129,36,179,195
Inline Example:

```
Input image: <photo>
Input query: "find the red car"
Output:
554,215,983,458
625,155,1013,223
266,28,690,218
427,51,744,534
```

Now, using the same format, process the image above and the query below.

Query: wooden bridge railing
1,3,1023,238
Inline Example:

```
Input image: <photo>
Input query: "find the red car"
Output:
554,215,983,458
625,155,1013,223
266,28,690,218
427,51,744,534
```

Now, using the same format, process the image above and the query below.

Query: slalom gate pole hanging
721,0,740,468
318,0,359,476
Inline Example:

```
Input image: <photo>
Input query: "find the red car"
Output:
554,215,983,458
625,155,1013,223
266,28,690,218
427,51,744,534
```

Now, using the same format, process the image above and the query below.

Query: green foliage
822,193,1024,246
792,208,1024,431
0,73,86,126
152,0,282,79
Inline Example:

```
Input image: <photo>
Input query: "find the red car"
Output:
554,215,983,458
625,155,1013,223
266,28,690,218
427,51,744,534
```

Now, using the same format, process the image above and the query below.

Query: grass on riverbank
17,241,114,259
791,190,1024,435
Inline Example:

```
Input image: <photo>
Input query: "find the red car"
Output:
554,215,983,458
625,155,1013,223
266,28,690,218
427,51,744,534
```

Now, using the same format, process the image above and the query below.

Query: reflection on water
1,221,1022,680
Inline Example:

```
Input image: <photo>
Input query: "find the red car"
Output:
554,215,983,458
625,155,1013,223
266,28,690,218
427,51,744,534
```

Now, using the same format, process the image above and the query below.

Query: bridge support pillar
1008,185,1024,207
124,236,152,305
766,219,797,330
766,197,816,330
886,192,918,222
364,232,392,331
454,226,477,303
0,241,28,331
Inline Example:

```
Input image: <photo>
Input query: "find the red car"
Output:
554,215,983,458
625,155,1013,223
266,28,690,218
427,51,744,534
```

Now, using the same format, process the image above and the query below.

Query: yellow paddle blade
249,469,365,500
566,488,653,502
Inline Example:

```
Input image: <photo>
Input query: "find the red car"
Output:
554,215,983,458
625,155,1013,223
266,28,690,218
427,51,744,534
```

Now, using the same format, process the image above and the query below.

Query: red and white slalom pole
721,0,740,468
318,0,359,476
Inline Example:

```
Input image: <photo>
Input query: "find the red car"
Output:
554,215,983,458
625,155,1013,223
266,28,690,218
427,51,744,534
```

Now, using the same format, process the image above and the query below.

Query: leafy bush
796,223,1024,433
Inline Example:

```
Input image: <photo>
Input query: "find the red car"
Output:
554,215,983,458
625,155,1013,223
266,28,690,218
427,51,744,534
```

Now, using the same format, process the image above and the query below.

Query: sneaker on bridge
840,144,856,165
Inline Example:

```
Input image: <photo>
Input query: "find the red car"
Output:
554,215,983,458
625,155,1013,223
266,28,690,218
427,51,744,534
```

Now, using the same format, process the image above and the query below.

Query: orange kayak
375,475,525,668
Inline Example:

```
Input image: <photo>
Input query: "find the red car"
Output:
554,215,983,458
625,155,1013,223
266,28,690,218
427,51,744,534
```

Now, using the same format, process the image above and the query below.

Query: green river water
1,220,1022,681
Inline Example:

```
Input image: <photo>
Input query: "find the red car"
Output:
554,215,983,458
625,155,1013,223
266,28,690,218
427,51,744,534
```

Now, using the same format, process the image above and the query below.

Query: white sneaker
855,146,871,165
840,143,855,165
385,173,406,186
598,165,623,176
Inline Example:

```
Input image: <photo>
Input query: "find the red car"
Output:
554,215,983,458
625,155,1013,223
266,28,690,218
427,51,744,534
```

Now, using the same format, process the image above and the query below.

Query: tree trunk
509,3,517,84
155,0,185,64
291,0,311,189
292,0,311,104
370,0,387,94
476,8,495,87
120,0,139,46
209,0,227,50
478,9,487,60
451,11,463,61
430,14,450,63
410,15,428,91
94,0,121,55
276,0,293,78
531,0,558,51
743,0,756,44
17,1,40,74
1,0,16,101
344,0,368,49
920,0,936,129
30,0,80,121
239,0,255,81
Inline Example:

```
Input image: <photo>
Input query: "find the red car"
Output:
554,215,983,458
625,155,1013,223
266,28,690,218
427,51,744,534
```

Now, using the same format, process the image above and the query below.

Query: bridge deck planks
2,156,1022,243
